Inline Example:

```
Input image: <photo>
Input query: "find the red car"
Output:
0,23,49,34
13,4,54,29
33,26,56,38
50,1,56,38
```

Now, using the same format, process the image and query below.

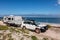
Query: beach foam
40,22,60,27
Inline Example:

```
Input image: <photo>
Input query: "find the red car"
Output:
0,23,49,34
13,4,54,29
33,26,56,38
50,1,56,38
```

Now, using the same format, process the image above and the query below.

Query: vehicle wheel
35,28,40,34
45,26,48,30
40,28,46,32
22,26,26,30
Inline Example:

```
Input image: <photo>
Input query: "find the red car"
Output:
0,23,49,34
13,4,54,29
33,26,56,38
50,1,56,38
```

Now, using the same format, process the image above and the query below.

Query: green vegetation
9,27,15,32
0,25,29,33
8,38,14,40
24,29,29,34
20,37,24,40
7,33,11,37
23,34,30,38
46,25,52,28
9,27,21,33
7,33,14,40
31,36,38,40
15,29,20,33
0,33,3,38
0,25,8,30
15,29,21,33
43,38,48,40
21,29,29,34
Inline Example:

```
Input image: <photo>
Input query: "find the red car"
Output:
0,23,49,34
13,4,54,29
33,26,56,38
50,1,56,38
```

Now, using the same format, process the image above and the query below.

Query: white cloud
58,0,60,4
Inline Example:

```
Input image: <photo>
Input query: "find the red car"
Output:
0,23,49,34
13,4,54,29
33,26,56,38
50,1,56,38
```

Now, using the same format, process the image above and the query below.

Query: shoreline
40,22,60,27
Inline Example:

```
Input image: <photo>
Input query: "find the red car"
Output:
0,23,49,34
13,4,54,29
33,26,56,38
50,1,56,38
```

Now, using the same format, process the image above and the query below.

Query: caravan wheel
35,28,40,34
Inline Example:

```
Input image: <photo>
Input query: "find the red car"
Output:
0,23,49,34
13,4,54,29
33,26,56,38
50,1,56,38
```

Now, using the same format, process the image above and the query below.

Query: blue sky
0,0,60,16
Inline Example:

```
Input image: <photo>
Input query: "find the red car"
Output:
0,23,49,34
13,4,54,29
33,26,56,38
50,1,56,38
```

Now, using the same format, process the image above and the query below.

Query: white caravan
3,15,23,26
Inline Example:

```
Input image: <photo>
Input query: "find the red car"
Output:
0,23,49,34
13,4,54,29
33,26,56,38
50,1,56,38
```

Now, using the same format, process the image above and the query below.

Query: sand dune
0,21,60,40
0,21,6,26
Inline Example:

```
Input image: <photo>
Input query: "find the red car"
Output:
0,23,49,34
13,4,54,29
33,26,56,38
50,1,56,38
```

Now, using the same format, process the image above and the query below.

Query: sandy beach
0,21,6,26
40,22,60,27
0,21,60,40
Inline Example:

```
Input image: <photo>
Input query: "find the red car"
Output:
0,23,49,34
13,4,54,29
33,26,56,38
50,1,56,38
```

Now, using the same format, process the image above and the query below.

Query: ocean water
0,17,60,24
25,17,60,24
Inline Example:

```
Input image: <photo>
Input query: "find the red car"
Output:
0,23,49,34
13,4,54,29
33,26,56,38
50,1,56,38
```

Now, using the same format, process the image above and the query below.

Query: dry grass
0,25,8,30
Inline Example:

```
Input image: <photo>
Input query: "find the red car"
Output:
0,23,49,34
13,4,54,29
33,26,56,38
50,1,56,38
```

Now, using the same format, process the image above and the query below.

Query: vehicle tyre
45,26,48,30
35,28,40,34
22,26,26,30
40,28,46,32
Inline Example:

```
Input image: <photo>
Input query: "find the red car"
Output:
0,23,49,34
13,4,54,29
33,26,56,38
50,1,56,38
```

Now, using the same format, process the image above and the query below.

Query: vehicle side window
29,22,33,24
29,22,33,25
30,22,37,26
24,22,30,24
24,21,37,26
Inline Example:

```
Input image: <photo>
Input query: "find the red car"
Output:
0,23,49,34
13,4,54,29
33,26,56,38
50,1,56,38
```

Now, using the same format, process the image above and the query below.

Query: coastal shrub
31,36,38,40
21,29,29,34
20,37,24,40
0,25,8,30
15,30,20,33
46,25,52,28
23,34,30,38
7,33,14,40
9,27,21,33
0,33,3,38
42,38,48,40
7,33,11,37
15,29,21,33
8,38,14,40
9,27,15,32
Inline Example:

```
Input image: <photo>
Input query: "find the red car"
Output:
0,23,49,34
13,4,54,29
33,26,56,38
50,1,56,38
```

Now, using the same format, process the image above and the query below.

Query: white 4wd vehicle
21,20,48,33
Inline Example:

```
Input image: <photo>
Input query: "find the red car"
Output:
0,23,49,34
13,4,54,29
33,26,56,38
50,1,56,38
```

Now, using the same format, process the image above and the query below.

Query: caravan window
12,18,13,20
8,18,11,20
8,18,13,20
4,18,6,20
